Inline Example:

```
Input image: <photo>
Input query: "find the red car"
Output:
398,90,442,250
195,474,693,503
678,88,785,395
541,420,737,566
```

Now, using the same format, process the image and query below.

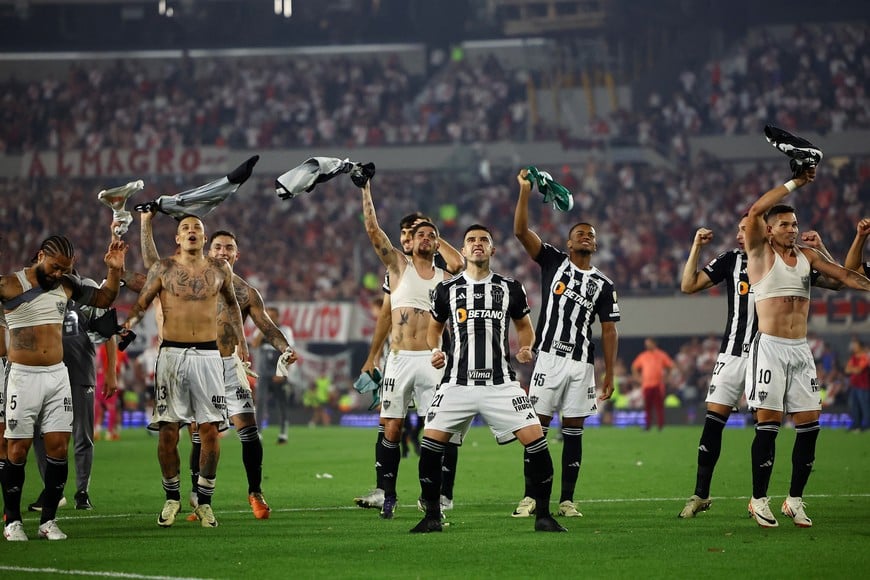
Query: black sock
3,460,25,523
418,437,445,518
560,427,583,503
197,474,216,506
190,431,201,493
695,410,728,498
751,421,780,499
237,426,263,494
440,443,459,500
378,437,401,497
375,425,385,490
522,426,548,498
41,456,68,523
525,436,554,520
790,421,820,498
162,475,181,501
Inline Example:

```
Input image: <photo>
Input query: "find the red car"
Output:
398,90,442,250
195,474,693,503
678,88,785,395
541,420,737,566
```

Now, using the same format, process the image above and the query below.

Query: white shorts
4,362,73,438
424,381,541,444
745,334,821,414
150,345,226,430
224,355,255,418
380,351,443,420
528,351,598,418
705,353,747,407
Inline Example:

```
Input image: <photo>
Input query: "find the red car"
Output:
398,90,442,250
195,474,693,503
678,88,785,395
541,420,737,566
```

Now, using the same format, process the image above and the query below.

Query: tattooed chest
164,269,220,300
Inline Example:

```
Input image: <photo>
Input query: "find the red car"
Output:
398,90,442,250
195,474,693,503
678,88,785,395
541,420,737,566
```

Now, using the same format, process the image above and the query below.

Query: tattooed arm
218,262,248,361
123,261,163,330
245,281,291,352
360,181,403,272
140,211,161,270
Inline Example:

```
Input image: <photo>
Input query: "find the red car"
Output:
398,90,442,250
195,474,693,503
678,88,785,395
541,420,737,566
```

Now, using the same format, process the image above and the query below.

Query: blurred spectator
631,337,676,431
845,338,870,432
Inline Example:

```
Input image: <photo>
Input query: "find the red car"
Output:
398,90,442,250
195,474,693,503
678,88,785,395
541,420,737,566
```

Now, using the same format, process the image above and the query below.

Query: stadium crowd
1,23,865,155
2,154,866,305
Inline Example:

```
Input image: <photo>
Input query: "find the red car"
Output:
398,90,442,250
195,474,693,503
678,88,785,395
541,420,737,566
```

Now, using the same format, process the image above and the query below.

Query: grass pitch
3,423,868,579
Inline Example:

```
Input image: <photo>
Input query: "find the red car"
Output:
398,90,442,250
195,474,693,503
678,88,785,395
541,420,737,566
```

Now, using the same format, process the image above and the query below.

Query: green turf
3,424,869,579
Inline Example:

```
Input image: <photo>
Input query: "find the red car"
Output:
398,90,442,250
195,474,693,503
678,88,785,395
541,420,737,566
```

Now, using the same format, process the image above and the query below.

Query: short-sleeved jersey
534,243,620,363
703,249,757,357
431,271,530,386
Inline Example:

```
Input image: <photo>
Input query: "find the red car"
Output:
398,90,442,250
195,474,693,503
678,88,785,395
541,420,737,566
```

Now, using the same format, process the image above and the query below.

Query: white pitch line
53,492,870,521
0,566,213,580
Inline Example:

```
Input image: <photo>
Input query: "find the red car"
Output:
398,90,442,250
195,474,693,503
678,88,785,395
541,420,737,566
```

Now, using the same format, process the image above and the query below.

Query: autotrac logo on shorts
553,281,595,310
212,395,226,410
235,387,251,400
64,396,73,413
811,377,820,393
468,369,493,380
512,395,533,413
456,308,504,323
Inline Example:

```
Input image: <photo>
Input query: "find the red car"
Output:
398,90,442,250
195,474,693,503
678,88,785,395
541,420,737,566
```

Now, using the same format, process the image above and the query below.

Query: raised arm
802,247,870,292
436,238,464,275
91,239,128,308
844,218,870,273
801,230,844,290
680,228,715,294
247,285,291,353
745,167,816,255
360,181,402,270
513,168,544,260
140,210,161,270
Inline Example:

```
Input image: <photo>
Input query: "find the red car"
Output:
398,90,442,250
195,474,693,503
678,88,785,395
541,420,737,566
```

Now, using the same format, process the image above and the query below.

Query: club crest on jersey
56,301,66,316
552,282,595,310
585,280,598,299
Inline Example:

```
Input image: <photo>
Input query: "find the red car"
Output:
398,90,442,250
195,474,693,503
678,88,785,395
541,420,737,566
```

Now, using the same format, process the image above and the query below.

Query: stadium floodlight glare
158,0,174,18
275,0,292,18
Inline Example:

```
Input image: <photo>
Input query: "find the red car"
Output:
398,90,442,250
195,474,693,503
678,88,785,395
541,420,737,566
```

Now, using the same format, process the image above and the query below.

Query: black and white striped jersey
534,244,620,363
430,271,531,386
702,248,757,357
